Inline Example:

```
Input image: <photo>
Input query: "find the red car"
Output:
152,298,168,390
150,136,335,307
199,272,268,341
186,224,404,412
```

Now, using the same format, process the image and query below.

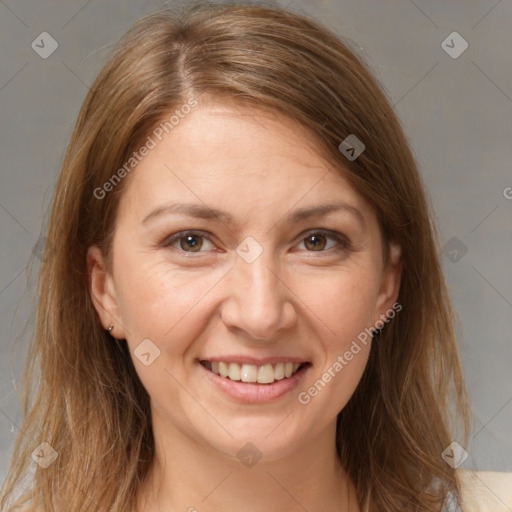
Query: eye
163,231,215,253
296,230,351,253
161,229,352,256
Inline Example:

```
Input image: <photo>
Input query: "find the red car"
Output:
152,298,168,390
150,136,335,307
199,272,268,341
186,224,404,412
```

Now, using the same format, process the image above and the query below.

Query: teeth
228,363,241,381
274,362,285,380
257,364,274,384
219,361,229,378
241,364,257,383
207,361,303,384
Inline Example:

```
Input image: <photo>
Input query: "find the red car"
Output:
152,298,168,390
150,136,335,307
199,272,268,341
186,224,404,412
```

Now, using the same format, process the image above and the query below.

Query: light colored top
18,469,512,511
452,469,512,512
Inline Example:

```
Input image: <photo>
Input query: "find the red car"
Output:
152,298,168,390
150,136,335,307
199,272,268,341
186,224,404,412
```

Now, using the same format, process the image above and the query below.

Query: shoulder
456,469,512,512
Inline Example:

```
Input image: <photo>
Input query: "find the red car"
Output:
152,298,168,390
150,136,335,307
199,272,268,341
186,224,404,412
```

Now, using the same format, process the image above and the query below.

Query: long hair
1,2,472,510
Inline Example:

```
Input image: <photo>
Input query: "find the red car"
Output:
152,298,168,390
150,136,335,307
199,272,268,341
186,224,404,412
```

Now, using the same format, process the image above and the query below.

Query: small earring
107,324,114,333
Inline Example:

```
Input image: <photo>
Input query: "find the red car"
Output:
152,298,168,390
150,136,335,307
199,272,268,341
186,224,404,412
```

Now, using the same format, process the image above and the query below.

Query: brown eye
304,233,327,251
162,230,217,256
297,230,352,253
179,234,204,252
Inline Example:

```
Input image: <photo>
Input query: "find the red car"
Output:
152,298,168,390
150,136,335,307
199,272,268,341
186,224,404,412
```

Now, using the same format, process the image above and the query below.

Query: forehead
118,101,371,222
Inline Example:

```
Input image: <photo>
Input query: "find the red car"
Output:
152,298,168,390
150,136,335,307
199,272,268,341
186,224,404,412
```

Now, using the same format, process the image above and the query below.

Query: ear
86,245,126,339
372,242,402,325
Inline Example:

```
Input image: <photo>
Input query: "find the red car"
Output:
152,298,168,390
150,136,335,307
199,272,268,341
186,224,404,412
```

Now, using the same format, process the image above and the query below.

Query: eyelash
161,229,353,256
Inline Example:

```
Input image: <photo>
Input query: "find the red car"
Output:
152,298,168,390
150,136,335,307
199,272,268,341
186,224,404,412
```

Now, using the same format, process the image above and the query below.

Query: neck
135,415,357,512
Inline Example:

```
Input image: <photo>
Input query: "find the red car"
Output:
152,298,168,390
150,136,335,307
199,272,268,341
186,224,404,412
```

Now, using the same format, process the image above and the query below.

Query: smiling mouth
200,360,309,384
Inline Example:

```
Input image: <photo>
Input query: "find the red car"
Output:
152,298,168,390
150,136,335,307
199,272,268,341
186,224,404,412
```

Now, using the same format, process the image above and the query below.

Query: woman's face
88,99,401,462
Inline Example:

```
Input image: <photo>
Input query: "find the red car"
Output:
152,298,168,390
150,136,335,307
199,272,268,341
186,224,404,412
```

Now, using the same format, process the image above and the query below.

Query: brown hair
0,2,472,510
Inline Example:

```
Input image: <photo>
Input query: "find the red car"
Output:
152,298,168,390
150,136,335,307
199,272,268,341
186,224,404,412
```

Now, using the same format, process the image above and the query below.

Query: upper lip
199,356,310,365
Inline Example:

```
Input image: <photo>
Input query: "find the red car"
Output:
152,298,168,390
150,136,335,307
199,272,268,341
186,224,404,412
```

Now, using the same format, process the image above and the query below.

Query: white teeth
274,362,285,380
228,363,241,381
241,364,257,383
219,361,229,378
257,364,275,384
207,361,304,383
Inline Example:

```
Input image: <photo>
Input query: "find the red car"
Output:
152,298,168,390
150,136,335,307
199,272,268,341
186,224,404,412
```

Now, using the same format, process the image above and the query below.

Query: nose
219,248,297,341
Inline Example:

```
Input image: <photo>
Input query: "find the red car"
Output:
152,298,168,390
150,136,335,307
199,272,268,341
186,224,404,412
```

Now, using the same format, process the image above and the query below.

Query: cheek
293,266,378,411
114,260,227,408
294,263,380,346
115,253,226,346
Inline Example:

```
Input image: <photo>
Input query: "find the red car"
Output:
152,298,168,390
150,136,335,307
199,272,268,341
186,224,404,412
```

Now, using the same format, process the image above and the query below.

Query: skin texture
88,99,401,511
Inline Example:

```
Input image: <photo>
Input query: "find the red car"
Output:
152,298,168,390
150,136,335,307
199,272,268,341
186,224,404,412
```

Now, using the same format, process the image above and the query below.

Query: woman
1,2,510,511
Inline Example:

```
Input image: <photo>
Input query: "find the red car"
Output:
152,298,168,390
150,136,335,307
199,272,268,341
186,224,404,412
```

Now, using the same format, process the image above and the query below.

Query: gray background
1,0,511,485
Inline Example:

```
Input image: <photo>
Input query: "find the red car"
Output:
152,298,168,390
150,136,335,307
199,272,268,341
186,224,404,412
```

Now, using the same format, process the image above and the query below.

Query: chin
203,421,306,464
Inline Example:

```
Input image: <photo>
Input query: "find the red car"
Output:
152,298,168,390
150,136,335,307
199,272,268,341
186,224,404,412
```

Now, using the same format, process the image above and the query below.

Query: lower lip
198,362,311,403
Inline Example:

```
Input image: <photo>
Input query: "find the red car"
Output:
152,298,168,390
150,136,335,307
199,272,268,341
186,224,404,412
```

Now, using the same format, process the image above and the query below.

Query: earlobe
86,245,125,338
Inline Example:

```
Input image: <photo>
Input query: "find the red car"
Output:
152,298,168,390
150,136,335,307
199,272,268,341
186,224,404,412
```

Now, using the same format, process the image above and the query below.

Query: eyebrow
142,201,366,228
